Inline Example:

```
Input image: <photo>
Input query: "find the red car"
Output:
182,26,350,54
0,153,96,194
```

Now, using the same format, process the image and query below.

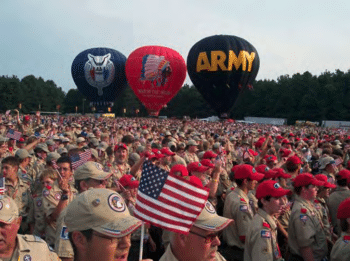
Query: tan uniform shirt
54,208,73,259
327,186,350,235
105,162,131,189
42,182,77,246
330,233,350,261
183,151,199,164
244,209,283,261
159,244,226,261
9,234,60,261
223,187,254,249
314,197,332,240
248,190,258,215
5,178,34,230
288,195,327,260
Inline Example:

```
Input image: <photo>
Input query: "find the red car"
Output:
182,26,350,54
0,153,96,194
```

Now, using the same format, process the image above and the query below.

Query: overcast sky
2,0,350,92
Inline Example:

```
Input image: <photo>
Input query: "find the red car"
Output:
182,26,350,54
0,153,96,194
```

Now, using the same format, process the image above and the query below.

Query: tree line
1,69,350,124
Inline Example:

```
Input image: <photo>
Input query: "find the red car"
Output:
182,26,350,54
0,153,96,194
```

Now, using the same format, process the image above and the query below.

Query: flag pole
139,222,145,261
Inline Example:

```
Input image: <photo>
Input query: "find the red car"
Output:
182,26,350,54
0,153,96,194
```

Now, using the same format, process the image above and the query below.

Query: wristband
61,194,69,201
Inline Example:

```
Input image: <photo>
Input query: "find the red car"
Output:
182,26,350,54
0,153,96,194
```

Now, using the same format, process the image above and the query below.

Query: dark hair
69,229,94,257
105,146,113,157
258,196,272,209
285,161,299,172
1,156,20,168
340,219,349,232
57,156,72,170
336,177,348,187
121,135,134,145
322,148,332,156
235,178,252,187
161,138,171,146
294,184,313,195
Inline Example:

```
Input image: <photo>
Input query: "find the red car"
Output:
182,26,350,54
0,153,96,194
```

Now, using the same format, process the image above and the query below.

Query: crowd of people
1,110,350,261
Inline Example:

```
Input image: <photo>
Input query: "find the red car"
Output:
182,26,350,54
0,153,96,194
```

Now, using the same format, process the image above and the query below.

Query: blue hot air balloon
71,47,127,111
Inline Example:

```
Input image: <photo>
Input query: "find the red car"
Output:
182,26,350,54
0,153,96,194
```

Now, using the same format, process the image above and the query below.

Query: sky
2,0,350,93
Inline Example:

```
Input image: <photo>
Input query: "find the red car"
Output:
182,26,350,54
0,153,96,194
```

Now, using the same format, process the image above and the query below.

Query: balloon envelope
126,46,187,116
71,47,127,110
187,35,260,117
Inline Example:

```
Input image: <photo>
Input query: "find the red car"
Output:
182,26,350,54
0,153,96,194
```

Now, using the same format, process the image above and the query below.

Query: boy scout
2,156,34,234
65,188,152,261
330,198,350,261
244,180,291,261
222,164,264,260
0,195,60,260
54,161,111,261
160,200,233,261
288,173,328,261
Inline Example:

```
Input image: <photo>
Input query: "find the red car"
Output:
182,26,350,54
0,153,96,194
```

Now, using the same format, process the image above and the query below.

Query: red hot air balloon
126,46,187,116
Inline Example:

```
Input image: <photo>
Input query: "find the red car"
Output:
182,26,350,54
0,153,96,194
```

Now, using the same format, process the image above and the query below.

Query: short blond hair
40,168,58,182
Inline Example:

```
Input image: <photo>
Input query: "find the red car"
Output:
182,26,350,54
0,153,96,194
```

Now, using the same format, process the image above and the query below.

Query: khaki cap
90,138,99,147
46,152,61,163
0,195,19,224
76,137,85,143
193,201,233,232
57,147,68,155
15,149,32,159
129,153,140,162
74,162,111,181
187,140,198,146
165,131,172,136
213,142,221,149
87,133,96,139
46,140,55,146
97,142,108,151
90,148,98,159
35,143,49,153
65,188,142,238
0,136,9,143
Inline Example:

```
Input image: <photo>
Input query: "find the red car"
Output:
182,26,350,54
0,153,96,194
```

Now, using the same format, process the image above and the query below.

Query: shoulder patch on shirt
240,205,248,212
301,208,307,214
42,189,49,197
262,222,271,228
60,226,69,240
36,199,42,207
300,214,308,223
261,230,271,238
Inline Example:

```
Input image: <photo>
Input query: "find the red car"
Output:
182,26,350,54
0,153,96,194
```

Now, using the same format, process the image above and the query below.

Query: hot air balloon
125,46,187,117
187,35,260,118
71,47,128,112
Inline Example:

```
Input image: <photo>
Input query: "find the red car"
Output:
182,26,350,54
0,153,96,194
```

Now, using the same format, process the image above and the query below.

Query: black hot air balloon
187,35,260,118
71,47,128,112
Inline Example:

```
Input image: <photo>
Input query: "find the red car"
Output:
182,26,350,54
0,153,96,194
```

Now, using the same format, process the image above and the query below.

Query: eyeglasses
189,230,221,244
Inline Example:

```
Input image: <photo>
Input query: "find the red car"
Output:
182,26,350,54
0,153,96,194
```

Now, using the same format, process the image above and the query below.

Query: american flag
134,160,209,234
51,160,59,170
6,129,22,141
0,177,5,195
70,150,92,170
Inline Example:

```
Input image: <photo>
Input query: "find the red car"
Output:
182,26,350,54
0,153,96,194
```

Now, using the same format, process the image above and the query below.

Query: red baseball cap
264,155,277,163
256,180,292,199
293,173,324,188
272,168,291,179
280,149,292,158
169,164,188,177
337,198,350,219
114,143,128,152
276,135,283,140
286,156,302,165
289,133,295,137
255,164,275,179
142,151,157,160
337,169,350,180
187,162,209,173
154,150,165,159
160,148,175,156
119,174,139,189
314,174,336,189
24,115,30,122
202,151,218,159
282,139,290,144
254,141,263,148
18,138,25,143
187,176,204,188
248,149,258,156
234,164,264,181
200,159,215,168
